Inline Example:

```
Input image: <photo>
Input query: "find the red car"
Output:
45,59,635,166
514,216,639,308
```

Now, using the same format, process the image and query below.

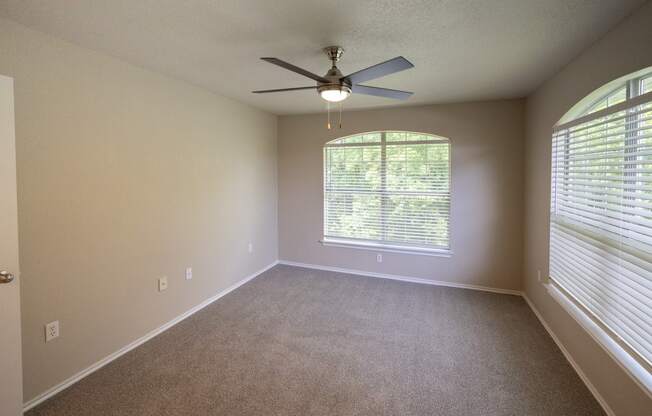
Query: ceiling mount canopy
252,46,415,103
324,46,344,65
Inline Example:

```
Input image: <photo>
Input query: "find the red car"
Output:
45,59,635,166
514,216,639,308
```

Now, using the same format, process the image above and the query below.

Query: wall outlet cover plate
45,321,59,342
158,276,168,291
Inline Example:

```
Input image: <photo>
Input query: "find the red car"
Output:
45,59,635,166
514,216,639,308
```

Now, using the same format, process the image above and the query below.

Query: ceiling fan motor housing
319,46,351,94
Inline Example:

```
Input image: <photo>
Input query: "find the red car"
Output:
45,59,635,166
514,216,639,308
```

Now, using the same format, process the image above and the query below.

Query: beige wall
0,19,278,402
278,100,525,291
524,2,652,414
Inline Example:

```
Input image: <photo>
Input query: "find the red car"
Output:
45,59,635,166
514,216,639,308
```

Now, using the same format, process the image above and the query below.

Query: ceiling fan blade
261,58,329,83
343,57,414,85
252,86,318,94
352,84,413,100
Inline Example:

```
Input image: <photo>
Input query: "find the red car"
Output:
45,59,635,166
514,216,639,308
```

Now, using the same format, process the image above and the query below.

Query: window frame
321,131,452,256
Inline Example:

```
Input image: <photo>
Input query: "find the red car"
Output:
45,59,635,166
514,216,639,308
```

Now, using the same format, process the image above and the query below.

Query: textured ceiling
0,0,646,115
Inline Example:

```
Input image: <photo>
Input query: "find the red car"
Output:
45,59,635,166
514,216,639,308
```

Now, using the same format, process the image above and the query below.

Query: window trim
323,131,452,254
320,237,453,257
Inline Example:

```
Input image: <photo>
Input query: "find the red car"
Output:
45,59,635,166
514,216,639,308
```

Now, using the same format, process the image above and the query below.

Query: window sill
545,281,652,397
320,238,452,257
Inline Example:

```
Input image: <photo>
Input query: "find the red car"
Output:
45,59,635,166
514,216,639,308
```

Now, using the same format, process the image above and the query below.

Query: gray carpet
27,264,604,415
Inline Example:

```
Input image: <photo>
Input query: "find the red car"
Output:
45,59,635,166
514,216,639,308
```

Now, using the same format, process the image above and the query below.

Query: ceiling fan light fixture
319,85,351,102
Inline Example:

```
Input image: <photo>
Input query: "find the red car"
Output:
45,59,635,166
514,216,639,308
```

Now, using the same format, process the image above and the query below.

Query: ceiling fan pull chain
338,101,342,129
327,101,331,129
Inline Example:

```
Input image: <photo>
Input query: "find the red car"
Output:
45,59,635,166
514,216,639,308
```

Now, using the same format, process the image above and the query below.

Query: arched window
323,131,451,254
548,67,652,386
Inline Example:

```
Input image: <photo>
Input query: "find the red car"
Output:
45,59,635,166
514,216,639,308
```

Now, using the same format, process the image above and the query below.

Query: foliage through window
323,131,450,252
549,71,652,372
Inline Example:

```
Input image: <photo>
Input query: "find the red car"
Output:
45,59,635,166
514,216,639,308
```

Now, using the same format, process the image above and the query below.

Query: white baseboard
22,260,278,413
522,294,614,416
278,260,522,296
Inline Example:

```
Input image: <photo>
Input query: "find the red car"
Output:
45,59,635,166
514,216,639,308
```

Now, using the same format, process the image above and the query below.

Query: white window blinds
324,132,450,251
550,91,652,370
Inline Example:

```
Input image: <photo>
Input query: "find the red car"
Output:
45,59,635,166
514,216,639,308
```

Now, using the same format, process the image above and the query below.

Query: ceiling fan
253,46,414,103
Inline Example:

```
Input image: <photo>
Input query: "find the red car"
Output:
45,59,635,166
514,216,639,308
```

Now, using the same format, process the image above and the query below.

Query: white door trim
0,74,23,416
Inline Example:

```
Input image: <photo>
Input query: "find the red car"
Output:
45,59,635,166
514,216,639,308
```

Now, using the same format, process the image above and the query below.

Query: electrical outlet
537,270,542,282
185,267,192,280
158,276,168,292
377,254,383,263
45,321,59,342
248,242,253,253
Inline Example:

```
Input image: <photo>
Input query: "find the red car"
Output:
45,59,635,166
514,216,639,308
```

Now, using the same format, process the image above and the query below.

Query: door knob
0,270,14,284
